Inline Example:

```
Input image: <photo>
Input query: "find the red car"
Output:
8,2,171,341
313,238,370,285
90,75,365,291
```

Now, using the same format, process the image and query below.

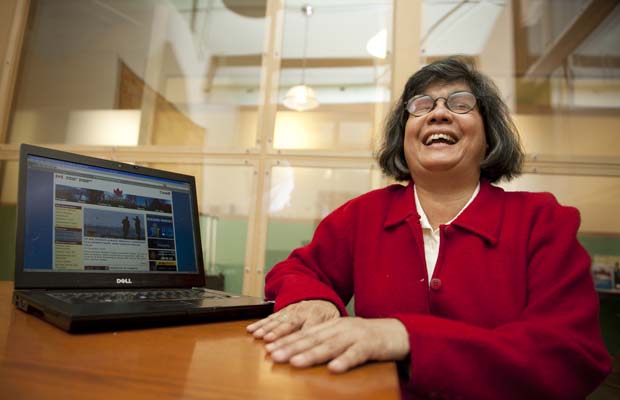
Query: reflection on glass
265,165,383,274
514,114,620,158
273,0,392,150
499,174,620,234
421,1,620,120
150,163,255,294
9,0,265,149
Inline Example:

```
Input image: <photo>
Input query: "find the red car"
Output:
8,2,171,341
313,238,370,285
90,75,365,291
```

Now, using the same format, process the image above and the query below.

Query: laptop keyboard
49,288,229,304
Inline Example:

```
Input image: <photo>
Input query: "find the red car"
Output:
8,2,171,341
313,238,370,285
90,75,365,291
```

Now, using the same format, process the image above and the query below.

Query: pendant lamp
283,4,319,111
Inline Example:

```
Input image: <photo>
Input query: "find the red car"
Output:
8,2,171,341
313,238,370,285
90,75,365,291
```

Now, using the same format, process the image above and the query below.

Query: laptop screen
22,153,200,276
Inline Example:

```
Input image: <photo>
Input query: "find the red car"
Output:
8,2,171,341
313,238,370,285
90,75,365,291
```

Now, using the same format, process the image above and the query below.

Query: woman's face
403,81,486,180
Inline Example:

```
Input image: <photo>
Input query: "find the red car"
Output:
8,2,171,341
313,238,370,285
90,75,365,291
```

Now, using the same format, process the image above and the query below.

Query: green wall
265,219,317,274
202,218,318,295
579,234,620,256
0,205,17,280
207,218,248,295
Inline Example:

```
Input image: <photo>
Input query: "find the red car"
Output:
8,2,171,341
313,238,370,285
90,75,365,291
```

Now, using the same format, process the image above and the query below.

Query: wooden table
0,282,400,399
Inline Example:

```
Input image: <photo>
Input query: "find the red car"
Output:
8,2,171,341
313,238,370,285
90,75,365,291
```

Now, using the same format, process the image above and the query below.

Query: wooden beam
2,143,619,177
571,54,620,69
525,0,619,77
245,0,284,297
511,0,530,76
391,0,421,97
0,0,29,144
211,54,384,69
204,54,385,93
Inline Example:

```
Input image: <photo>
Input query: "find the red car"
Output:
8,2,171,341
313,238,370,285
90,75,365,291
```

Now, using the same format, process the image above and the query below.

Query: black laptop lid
14,144,206,289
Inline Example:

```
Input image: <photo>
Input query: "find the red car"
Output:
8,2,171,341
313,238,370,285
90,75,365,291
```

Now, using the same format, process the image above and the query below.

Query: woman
247,57,611,399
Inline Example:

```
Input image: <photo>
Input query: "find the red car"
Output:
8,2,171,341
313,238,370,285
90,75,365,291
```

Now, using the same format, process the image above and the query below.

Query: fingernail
290,354,306,366
271,350,287,362
253,329,264,337
264,332,275,341
265,343,276,352
246,323,256,331
328,360,345,372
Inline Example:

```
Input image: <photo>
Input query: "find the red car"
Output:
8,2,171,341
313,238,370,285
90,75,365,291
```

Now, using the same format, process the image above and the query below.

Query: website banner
54,172,173,214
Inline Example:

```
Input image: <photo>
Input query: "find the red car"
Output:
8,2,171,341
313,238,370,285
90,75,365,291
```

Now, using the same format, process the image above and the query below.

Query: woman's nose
428,99,452,122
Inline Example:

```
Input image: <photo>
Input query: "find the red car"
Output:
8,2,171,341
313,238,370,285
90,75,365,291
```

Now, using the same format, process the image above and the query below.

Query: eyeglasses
405,91,477,117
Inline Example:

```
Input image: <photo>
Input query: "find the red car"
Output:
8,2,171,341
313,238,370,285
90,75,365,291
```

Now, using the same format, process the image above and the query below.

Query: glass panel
273,0,393,151
150,162,256,295
0,161,18,280
499,174,620,234
499,174,620,345
549,5,620,110
517,2,620,114
513,114,620,159
9,0,266,150
265,163,383,314
265,164,384,274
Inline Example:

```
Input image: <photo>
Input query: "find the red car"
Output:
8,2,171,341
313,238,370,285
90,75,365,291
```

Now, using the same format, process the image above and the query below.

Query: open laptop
13,144,273,332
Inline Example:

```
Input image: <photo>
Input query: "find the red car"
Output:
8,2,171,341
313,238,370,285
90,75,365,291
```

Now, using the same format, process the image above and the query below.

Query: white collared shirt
414,183,480,284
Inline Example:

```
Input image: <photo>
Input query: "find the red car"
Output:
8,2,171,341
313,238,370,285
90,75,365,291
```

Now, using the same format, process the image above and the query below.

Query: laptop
13,144,273,332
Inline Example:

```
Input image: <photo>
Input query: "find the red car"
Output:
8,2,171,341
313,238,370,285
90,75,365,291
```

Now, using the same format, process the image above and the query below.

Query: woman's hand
246,300,340,342
264,317,410,373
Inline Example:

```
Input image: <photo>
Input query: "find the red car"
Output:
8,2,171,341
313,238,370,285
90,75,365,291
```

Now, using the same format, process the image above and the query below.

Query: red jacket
265,180,611,400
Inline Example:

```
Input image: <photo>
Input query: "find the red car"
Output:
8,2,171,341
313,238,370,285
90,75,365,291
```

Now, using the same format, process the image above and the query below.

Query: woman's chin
419,159,460,173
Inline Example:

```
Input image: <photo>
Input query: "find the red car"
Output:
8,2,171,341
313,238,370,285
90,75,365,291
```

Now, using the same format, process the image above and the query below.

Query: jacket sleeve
264,201,356,316
394,197,612,400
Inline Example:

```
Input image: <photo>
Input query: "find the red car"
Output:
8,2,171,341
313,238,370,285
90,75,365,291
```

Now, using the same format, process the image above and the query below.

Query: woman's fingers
327,343,368,373
267,318,356,365
248,312,299,339
289,340,347,368
246,310,287,332
266,319,340,361
262,320,299,342
246,316,270,333
265,318,410,373
246,300,340,340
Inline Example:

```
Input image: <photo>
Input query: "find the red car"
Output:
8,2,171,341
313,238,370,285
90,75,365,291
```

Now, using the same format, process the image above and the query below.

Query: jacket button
430,278,442,290
444,225,454,235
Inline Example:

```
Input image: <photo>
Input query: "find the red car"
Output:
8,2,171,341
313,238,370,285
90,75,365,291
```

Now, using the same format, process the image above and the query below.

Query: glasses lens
407,96,434,116
447,92,476,114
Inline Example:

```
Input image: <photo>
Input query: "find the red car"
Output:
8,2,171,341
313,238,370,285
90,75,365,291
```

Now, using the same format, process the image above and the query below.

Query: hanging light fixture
283,4,319,112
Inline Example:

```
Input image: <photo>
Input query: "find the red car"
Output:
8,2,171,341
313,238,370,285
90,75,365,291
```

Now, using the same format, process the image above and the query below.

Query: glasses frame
405,91,477,117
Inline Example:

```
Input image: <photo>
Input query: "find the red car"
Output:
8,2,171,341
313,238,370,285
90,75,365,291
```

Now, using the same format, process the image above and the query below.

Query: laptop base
15,290,273,333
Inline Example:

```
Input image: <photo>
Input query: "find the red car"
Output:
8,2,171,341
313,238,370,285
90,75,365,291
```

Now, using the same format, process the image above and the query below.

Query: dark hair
377,56,524,183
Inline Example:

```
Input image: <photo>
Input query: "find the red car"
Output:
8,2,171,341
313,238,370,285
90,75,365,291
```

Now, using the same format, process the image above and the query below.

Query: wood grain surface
0,282,399,399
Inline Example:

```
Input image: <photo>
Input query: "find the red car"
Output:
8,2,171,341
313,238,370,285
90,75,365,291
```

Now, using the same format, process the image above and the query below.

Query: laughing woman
247,57,611,400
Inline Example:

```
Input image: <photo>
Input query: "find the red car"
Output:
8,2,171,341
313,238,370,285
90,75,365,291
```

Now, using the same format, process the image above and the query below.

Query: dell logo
116,278,133,284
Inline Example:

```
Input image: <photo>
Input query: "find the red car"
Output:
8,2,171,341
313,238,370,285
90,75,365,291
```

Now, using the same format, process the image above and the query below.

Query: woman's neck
413,173,480,230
